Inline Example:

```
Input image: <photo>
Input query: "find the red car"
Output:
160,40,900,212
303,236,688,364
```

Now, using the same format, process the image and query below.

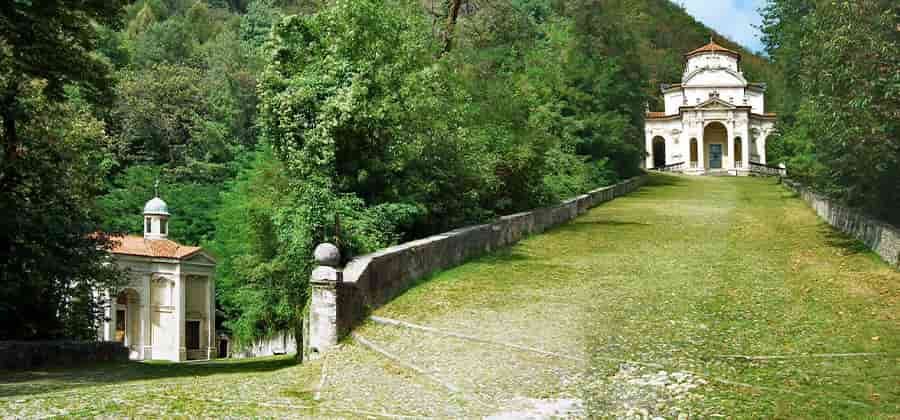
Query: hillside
1,0,780,342
630,0,780,112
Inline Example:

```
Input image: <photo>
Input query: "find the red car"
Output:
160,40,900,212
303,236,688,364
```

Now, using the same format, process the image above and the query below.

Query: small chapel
100,192,217,362
644,39,776,175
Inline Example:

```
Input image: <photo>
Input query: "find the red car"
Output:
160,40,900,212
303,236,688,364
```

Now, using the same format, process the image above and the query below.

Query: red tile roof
647,112,667,118
109,235,203,259
685,40,741,60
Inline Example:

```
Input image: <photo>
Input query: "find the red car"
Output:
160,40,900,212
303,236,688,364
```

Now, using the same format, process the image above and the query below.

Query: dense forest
5,0,892,347
761,0,898,224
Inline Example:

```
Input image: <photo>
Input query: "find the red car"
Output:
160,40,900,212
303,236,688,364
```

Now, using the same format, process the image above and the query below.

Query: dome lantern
143,180,170,240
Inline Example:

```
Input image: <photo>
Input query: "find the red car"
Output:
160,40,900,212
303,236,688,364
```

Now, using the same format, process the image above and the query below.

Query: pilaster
727,129,735,170
207,274,216,360
141,274,151,360
697,131,706,171
176,269,186,362
104,290,115,341
644,131,653,169
741,127,751,170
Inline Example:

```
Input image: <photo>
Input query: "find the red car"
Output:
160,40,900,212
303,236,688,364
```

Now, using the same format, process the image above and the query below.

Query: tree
1,0,124,161
0,80,123,339
762,0,899,223
0,0,127,339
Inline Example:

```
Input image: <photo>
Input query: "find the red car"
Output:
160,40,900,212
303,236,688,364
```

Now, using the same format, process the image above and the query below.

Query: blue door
709,144,722,169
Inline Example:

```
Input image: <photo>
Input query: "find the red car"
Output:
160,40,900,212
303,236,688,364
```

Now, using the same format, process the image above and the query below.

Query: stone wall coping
784,178,900,267
342,176,644,287
307,175,647,357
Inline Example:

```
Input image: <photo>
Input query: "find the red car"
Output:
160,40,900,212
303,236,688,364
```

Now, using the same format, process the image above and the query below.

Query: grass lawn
2,174,897,418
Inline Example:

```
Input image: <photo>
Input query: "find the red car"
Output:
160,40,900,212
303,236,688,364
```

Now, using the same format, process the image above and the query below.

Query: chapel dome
143,197,170,216
685,39,741,61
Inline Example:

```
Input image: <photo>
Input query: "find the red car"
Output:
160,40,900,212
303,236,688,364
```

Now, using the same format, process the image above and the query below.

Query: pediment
694,96,736,109
183,252,216,265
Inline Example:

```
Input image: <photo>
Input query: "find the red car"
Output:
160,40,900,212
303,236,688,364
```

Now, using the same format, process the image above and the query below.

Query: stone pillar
742,134,750,170
727,132,735,170
759,134,768,164
141,275,153,360
308,243,342,359
697,133,705,171
207,275,216,360
104,290,116,341
644,132,653,169
176,274,186,362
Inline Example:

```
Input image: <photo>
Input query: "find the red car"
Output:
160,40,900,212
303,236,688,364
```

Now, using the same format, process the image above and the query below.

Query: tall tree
762,0,899,222
0,0,126,339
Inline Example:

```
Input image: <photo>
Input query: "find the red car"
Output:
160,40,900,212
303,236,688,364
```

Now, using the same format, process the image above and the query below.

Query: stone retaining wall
308,175,647,356
232,331,297,358
0,341,129,371
784,179,900,268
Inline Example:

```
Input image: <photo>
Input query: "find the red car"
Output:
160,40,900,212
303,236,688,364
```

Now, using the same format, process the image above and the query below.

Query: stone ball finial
314,243,341,267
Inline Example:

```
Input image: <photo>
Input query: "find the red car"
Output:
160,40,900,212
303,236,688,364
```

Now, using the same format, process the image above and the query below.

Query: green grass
2,174,897,418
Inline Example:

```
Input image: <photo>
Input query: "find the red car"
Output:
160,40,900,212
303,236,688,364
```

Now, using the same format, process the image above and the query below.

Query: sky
676,0,767,53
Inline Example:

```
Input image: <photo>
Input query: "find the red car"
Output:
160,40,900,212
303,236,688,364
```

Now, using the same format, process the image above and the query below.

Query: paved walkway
315,174,899,418
2,174,897,418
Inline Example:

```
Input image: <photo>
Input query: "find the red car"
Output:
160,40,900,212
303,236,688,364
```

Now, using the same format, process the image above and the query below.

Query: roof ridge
685,39,741,59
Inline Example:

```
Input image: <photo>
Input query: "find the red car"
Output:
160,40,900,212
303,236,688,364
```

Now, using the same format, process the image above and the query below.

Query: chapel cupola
684,37,741,74
143,182,170,240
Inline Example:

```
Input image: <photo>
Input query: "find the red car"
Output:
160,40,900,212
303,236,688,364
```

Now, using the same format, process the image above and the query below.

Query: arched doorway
734,137,743,168
115,289,141,354
652,136,666,168
689,138,698,167
703,122,727,169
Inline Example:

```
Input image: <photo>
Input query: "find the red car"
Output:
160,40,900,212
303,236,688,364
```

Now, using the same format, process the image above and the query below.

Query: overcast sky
676,0,767,53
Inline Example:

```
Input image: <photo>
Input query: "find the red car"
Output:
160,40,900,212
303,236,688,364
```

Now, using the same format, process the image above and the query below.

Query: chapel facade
100,194,217,362
644,39,776,175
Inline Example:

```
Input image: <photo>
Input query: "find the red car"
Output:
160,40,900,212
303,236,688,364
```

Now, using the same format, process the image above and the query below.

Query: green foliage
0,0,127,339
208,148,294,340
99,165,221,244
0,80,125,340
762,0,899,223
592,0,782,112
4,0,784,344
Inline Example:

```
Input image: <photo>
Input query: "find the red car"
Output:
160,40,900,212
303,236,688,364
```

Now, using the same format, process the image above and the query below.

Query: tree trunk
1,89,18,165
442,0,463,54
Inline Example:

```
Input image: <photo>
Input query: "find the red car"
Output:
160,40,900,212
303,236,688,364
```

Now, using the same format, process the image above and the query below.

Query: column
207,275,216,359
742,133,751,171
308,243,342,359
727,131,735,171
645,132,653,169
176,272,186,361
104,290,115,341
759,134,768,164
142,275,152,360
697,133,705,170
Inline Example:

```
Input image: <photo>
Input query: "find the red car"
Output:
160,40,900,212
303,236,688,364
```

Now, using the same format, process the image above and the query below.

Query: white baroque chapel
100,193,218,362
644,39,776,175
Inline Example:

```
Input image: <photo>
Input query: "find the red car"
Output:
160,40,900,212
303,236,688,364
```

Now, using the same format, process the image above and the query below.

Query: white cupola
143,182,170,240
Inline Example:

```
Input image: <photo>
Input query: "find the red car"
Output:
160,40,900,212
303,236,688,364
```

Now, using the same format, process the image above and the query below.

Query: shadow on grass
644,172,688,188
821,225,871,256
0,355,297,398
554,220,650,234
